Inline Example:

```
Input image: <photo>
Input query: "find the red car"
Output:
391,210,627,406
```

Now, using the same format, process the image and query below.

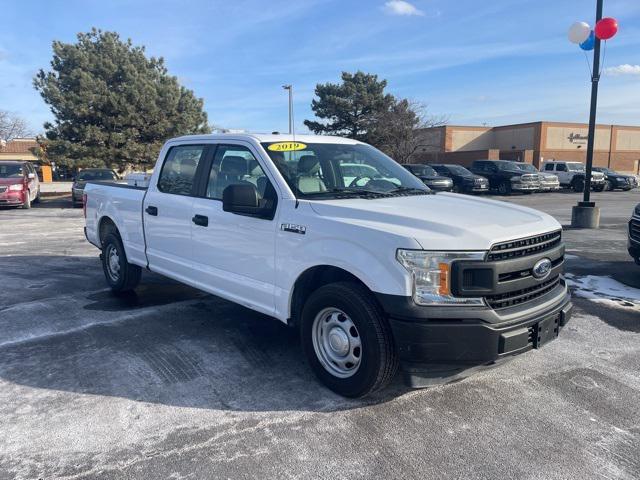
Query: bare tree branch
0,110,33,142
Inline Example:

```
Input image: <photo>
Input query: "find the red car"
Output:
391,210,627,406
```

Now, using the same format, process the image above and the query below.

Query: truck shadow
0,255,408,413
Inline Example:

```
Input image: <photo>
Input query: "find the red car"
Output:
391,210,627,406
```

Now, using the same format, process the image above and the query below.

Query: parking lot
1,190,639,479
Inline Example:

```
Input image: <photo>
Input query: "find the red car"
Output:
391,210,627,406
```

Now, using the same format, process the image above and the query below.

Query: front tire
101,232,142,292
497,181,511,195
572,177,585,192
301,281,398,397
22,190,31,209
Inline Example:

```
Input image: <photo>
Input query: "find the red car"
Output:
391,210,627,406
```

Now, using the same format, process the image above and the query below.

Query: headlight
8,184,24,191
510,176,522,182
396,250,485,306
634,204,640,216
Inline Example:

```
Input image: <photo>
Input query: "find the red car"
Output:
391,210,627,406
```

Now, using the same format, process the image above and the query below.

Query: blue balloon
580,31,595,50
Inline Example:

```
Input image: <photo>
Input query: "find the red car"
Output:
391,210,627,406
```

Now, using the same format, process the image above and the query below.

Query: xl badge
532,258,552,280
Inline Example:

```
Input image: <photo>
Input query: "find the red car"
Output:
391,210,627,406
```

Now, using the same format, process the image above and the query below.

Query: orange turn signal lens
438,262,450,295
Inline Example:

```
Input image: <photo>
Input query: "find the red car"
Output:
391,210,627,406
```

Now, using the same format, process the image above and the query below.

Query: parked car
542,161,605,192
72,168,120,207
515,163,560,192
429,164,489,193
592,167,638,191
629,203,640,265
402,164,453,191
0,160,40,209
469,160,540,195
340,162,401,189
84,133,572,397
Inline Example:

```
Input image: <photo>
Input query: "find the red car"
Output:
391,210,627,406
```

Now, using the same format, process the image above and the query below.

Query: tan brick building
414,121,640,174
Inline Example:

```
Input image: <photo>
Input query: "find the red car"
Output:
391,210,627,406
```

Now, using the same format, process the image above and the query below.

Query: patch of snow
565,273,640,312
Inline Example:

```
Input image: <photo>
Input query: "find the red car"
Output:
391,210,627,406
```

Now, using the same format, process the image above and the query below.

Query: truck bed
84,182,148,267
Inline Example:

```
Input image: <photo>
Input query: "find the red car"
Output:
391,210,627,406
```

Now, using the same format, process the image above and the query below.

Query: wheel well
98,217,119,246
289,266,371,327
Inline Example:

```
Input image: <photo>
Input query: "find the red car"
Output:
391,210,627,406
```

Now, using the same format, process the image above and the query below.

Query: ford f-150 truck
84,133,572,397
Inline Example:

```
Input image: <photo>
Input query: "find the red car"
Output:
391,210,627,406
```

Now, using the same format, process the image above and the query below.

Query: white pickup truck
84,133,572,397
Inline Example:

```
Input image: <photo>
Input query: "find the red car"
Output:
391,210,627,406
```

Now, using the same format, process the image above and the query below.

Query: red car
0,161,41,208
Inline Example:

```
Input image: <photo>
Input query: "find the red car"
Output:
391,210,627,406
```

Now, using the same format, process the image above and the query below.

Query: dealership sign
568,132,588,144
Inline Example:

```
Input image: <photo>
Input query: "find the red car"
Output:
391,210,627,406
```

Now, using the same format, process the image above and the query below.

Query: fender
274,236,415,321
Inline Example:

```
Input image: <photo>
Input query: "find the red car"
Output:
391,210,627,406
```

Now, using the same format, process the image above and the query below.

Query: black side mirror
222,184,264,217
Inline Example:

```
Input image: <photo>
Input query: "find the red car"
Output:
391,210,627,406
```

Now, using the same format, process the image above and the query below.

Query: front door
143,144,208,281
190,143,279,315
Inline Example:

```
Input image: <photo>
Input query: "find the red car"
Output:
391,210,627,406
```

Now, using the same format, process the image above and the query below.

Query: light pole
282,85,293,135
571,0,603,228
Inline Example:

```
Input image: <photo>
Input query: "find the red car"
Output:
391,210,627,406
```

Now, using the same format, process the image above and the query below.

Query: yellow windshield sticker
267,142,307,152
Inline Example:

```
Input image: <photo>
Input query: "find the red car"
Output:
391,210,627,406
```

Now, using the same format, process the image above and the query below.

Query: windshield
516,164,538,173
77,170,118,181
261,142,428,199
495,161,521,171
444,165,472,175
567,163,585,172
0,164,23,178
409,165,438,177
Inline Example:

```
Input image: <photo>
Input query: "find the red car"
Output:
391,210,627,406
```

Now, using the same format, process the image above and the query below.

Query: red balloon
595,17,618,40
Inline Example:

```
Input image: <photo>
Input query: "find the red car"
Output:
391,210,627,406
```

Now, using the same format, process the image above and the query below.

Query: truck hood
307,193,561,251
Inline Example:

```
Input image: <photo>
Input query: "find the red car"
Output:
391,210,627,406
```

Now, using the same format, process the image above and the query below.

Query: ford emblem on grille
532,258,552,280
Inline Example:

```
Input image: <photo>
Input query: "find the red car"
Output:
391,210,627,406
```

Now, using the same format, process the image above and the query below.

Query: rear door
189,142,280,315
143,143,209,281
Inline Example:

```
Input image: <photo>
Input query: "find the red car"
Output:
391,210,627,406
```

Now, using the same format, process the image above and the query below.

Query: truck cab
84,134,572,397
469,160,540,195
542,161,605,192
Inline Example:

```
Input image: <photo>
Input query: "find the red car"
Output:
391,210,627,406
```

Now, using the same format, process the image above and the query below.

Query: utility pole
571,0,603,228
282,85,293,134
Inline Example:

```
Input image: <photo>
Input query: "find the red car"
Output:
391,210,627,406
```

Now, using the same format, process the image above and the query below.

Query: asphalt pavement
0,191,638,480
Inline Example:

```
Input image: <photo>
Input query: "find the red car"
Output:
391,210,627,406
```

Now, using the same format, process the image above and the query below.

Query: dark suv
593,167,638,191
470,160,540,195
403,164,453,191
430,164,489,193
629,203,640,265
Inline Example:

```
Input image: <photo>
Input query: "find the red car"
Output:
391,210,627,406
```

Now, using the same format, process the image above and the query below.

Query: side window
556,164,567,172
544,164,554,171
206,145,275,203
157,145,205,195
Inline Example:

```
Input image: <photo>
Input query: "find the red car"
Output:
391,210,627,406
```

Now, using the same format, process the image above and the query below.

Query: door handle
192,214,208,227
145,205,158,216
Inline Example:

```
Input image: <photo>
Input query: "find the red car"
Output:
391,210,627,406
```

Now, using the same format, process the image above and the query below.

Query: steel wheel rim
106,244,121,282
312,307,362,378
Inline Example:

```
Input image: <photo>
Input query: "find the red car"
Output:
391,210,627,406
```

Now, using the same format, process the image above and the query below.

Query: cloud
604,64,640,76
384,1,424,16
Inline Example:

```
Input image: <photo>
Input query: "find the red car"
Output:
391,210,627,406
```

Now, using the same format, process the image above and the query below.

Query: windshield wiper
388,187,433,196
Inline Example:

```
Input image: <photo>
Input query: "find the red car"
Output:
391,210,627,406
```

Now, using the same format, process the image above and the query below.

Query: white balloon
568,21,591,44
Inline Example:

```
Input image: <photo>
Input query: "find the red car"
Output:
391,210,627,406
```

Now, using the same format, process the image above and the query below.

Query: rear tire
101,232,142,292
301,281,398,398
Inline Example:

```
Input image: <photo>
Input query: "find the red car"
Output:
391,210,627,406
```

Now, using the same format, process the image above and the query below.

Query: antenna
282,85,294,138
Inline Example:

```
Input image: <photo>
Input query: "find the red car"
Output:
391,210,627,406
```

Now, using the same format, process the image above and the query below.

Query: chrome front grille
485,275,562,310
630,218,640,242
487,230,562,261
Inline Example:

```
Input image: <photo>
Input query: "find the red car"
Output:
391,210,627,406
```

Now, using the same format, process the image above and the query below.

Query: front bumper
511,182,540,191
540,183,560,191
463,182,489,192
0,190,25,206
377,284,572,387
427,182,453,192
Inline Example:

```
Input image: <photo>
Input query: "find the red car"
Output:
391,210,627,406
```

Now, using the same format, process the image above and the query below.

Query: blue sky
1,0,639,135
